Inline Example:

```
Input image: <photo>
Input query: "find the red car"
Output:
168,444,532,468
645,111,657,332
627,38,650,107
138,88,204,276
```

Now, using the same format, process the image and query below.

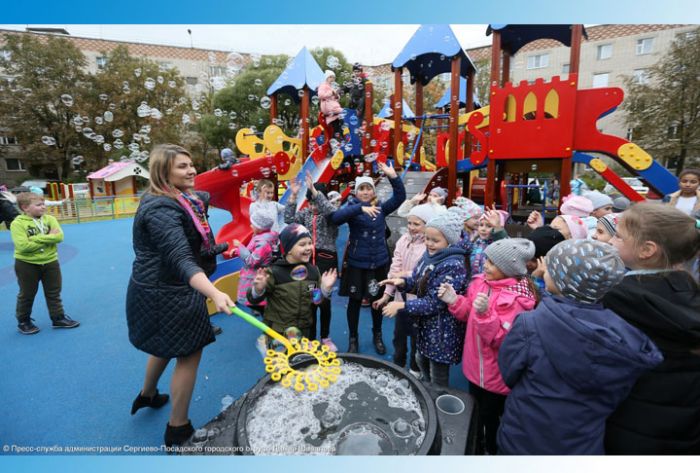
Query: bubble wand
231,306,342,392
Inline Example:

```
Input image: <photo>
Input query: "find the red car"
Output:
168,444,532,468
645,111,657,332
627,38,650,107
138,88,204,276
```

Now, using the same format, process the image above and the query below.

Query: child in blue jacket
497,240,663,454
381,211,467,387
331,161,406,354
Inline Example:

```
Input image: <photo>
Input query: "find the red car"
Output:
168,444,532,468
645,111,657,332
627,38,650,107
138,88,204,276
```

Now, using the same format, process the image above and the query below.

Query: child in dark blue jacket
497,240,663,454
331,161,406,354
381,211,468,387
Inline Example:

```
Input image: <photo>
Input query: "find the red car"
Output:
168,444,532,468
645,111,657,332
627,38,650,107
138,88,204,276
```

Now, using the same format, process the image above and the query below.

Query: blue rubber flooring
0,208,467,453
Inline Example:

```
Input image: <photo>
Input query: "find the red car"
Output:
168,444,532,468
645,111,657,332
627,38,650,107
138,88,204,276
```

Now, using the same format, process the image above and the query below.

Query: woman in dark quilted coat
126,144,234,448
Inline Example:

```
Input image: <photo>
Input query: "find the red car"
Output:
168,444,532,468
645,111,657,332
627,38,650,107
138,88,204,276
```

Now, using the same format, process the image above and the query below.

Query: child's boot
373,330,386,355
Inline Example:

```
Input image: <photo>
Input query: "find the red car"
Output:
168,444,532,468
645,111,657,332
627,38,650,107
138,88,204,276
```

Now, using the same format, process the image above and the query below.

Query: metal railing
45,195,142,223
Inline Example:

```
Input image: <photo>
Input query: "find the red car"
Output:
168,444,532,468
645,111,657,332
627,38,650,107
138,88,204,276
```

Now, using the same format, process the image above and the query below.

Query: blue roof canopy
434,77,481,109
392,24,476,86
486,24,588,55
378,99,415,119
267,47,325,102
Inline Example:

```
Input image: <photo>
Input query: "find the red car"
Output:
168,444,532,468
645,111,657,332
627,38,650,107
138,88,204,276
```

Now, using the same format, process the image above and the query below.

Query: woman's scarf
176,191,212,251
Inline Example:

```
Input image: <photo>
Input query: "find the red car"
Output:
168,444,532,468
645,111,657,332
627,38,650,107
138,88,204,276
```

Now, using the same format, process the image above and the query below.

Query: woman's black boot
130,389,170,415
164,421,195,448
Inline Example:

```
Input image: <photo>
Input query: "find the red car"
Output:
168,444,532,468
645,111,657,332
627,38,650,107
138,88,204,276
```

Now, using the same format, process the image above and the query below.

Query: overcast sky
0,24,493,65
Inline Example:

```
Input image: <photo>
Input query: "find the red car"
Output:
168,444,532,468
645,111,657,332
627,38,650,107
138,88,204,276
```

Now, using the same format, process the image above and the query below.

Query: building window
626,128,634,141
633,69,650,85
5,158,26,171
597,44,613,60
185,76,199,86
592,73,609,88
158,62,173,71
209,66,227,77
562,63,570,74
96,56,107,69
636,38,654,55
0,135,18,145
527,54,549,69
0,49,11,61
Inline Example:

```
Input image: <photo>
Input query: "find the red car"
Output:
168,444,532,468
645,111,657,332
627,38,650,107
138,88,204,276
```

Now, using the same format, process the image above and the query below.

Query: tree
0,33,90,180
85,46,190,171
623,27,700,174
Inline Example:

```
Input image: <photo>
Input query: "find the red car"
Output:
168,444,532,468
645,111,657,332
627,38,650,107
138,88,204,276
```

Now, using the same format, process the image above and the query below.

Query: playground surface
0,209,468,454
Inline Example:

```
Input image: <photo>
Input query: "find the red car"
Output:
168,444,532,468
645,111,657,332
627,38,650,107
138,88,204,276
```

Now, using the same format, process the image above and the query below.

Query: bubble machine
183,354,478,455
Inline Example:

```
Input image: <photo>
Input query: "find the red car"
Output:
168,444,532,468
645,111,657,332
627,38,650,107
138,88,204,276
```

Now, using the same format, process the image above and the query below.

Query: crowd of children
5,160,700,454
234,165,700,455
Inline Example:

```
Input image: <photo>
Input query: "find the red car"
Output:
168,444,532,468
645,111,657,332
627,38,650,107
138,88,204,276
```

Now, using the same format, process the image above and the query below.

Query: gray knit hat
426,211,464,245
545,240,626,303
484,238,535,277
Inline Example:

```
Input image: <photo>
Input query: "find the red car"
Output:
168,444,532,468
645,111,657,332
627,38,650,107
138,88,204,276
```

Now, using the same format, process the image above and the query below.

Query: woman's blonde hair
621,201,700,267
148,144,192,197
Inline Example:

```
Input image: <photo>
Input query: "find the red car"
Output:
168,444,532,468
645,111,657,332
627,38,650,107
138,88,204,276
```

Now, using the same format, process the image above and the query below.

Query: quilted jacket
235,230,279,305
401,246,468,365
283,191,339,254
330,176,406,269
126,192,216,358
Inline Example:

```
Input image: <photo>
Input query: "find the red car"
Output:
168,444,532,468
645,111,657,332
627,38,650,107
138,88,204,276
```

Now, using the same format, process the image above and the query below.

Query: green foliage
623,27,700,174
0,36,190,179
0,33,89,179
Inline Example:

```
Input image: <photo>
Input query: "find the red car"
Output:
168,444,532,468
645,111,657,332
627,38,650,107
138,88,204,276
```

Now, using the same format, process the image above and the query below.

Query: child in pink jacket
228,208,279,315
373,204,430,376
438,238,537,454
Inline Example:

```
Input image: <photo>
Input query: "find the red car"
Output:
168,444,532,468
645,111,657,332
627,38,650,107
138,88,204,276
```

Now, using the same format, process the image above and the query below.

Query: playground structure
195,24,681,311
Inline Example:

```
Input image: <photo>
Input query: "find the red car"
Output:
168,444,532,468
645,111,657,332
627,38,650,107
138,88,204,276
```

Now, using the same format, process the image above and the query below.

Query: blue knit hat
279,223,311,255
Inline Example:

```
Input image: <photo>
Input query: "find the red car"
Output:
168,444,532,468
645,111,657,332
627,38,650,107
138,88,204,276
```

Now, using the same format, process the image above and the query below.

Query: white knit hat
354,176,375,192
408,204,433,224
324,70,336,80
584,191,613,211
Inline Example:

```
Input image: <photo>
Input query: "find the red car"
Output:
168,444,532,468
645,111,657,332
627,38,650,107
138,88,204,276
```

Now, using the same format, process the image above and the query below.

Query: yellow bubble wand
231,306,342,392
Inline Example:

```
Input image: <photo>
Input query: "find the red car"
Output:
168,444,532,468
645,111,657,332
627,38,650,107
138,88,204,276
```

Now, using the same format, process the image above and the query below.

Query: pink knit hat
560,215,588,240
560,194,594,217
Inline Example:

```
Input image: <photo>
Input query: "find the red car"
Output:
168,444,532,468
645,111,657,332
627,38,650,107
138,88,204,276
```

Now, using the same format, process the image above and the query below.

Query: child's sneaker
52,315,80,329
18,319,40,335
321,338,338,352
255,335,268,357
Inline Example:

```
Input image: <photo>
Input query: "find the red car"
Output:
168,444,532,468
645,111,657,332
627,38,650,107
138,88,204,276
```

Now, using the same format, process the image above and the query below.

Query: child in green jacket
10,192,79,334
248,223,337,346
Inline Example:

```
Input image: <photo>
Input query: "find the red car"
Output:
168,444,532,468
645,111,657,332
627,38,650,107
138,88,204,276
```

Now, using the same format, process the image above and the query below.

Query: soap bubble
103,111,113,122
134,68,142,77
113,139,124,149
260,96,271,109
136,103,151,118
150,108,162,120
103,143,112,152
95,116,103,125
112,129,124,138
214,108,223,117
254,78,263,87
326,55,340,69
156,75,164,84
144,78,156,90
60,94,74,107
82,127,94,138
349,115,359,126
182,114,191,125
72,155,84,166
226,52,245,73
98,93,108,101
41,136,56,146
168,80,177,88
311,96,319,106
73,116,84,127
284,99,291,106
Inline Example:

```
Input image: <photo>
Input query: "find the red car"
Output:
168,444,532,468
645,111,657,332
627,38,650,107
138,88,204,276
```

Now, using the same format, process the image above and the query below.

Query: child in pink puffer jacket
228,208,279,315
438,238,537,454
